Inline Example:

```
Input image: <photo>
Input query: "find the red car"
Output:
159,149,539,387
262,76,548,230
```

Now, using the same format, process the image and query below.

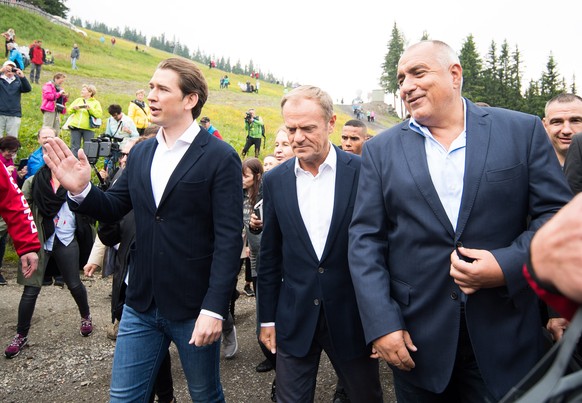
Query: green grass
2,5,400,160
1,5,401,262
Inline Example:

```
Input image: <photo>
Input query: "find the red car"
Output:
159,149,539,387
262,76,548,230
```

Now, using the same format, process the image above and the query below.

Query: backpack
256,116,265,138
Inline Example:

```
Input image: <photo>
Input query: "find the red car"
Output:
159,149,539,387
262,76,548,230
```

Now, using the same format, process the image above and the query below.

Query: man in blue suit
43,58,243,402
348,40,573,402
258,85,382,403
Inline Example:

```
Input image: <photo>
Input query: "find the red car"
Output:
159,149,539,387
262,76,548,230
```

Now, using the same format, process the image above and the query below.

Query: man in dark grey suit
258,85,382,403
348,40,572,402
565,133,582,194
43,58,242,402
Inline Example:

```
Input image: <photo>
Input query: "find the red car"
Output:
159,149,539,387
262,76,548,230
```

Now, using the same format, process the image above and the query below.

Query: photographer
0,60,31,137
242,108,265,158
104,104,139,140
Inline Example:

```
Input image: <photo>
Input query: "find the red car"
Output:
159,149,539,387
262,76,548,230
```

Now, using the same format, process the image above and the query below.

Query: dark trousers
148,350,174,403
17,237,90,335
276,309,382,403
29,63,42,83
393,314,496,403
0,233,6,268
242,136,262,157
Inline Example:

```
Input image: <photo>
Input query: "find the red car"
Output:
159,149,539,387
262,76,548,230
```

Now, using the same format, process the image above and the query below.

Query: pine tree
482,40,501,107
459,34,483,102
540,53,562,99
380,22,405,115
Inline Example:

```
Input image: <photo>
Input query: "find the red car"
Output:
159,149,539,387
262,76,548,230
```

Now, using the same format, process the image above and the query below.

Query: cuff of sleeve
68,183,91,203
200,309,224,321
261,322,275,327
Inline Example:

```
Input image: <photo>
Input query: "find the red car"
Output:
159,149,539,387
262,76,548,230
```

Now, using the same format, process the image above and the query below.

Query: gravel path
0,264,396,402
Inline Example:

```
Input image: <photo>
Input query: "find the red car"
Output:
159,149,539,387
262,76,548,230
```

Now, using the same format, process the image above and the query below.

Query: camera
245,112,253,122
11,68,17,73
83,135,121,164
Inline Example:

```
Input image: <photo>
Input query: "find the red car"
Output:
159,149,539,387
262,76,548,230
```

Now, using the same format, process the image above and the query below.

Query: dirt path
0,264,396,402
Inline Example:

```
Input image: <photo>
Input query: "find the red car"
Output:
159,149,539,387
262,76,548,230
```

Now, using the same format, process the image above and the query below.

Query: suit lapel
320,148,354,262
401,126,455,238
140,139,158,210
456,103,491,237
157,129,208,209
280,160,319,262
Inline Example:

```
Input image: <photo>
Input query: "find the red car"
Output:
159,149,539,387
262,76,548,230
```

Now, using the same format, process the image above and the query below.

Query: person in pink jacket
41,73,68,135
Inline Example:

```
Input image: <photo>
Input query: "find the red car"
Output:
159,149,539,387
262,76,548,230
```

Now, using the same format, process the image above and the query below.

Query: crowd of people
2,36,582,403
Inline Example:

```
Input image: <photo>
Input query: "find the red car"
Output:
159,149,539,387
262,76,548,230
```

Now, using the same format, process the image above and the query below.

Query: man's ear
451,63,463,90
184,93,199,111
328,114,337,135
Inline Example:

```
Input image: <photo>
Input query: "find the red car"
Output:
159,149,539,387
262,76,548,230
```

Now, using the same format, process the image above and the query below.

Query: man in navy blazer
348,40,573,401
258,86,382,403
43,58,243,402
565,133,582,194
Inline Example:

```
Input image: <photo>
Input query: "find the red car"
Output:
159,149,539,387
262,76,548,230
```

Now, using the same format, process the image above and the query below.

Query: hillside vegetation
1,5,401,163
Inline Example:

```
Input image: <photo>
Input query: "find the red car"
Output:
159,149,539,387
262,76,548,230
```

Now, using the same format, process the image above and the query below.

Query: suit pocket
485,163,524,182
178,179,207,190
391,278,411,306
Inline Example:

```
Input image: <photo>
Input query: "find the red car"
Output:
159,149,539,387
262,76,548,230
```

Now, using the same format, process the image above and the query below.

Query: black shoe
42,277,53,286
53,277,65,288
270,377,277,402
244,284,255,297
332,387,351,403
0,272,6,285
256,358,274,373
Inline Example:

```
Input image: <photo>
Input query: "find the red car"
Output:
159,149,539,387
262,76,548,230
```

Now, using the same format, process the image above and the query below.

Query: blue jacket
0,74,31,117
70,128,243,321
348,100,573,399
258,147,370,360
9,48,24,70
25,147,44,179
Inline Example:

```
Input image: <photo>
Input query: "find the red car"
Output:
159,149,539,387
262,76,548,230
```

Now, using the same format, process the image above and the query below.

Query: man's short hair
344,119,367,136
142,124,160,137
38,126,56,138
156,58,208,121
545,93,582,117
281,85,334,121
200,116,210,123
108,104,122,115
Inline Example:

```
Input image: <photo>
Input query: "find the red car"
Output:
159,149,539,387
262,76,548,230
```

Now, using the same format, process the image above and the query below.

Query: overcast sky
65,0,581,105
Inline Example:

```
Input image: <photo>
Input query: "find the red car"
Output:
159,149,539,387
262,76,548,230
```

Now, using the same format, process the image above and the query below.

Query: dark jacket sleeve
565,134,582,195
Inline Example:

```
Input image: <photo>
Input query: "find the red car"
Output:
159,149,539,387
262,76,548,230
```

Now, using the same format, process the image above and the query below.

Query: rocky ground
0,264,396,402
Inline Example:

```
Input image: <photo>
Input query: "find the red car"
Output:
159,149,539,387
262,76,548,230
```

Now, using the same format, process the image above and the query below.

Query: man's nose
562,121,575,134
399,77,416,98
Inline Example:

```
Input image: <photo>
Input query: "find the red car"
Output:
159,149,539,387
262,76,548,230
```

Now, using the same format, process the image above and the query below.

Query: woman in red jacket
0,164,40,284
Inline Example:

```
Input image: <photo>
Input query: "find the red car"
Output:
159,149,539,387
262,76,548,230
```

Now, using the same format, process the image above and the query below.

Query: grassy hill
1,4,400,163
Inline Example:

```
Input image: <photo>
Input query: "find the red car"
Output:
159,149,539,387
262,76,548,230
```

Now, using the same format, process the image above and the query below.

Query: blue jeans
110,304,224,403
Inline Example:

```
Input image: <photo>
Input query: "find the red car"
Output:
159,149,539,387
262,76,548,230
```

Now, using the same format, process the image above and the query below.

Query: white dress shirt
408,100,467,230
294,144,337,260
150,123,199,206
262,144,337,328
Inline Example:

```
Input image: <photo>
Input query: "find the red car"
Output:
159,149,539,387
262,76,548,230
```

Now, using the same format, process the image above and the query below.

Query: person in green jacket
64,84,102,157
242,108,264,158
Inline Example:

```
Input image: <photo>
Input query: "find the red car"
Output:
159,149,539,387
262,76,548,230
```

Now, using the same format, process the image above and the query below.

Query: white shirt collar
293,142,337,177
155,120,201,150
1,74,16,84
